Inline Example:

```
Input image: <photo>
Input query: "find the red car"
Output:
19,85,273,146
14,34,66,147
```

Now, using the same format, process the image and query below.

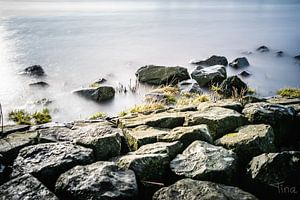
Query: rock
170,141,237,184
191,55,228,66
145,92,170,103
256,46,269,53
117,153,170,181
135,65,190,85
229,57,250,68
241,95,266,105
219,75,248,98
0,155,12,185
134,141,183,159
29,81,49,87
276,51,284,57
0,174,58,199
197,99,243,112
55,161,138,200
191,65,227,86
12,142,94,188
266,96,300,106
294,55,300,61
215,124,276,165
186,107,247,140
158,125,213,148
247,151,300,199
22,65,45,76
0,131,38,165
37,127,72,142
73,86,115,102
179,80,203,94
1,124,30,136
242,102,296,147
153,178,258,200
124,125,169,151
239,70,251,77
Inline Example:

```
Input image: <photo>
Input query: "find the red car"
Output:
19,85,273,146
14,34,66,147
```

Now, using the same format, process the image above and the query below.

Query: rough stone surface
153,178,258,200
55,161,138,200
229,57,250,68
22,65,45,76
191,65,227,86
186,107,247,139
0,174,58,199
179,80,203,94
219,76,248,98
73,86,115,102
197,99,243,112
1,124,30,135
170,141,237,184
191,55,228,66
136,65,190,85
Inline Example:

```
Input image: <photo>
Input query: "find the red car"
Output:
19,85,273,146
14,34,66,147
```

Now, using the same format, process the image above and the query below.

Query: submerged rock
239,70,251,77
170,141,237,184
73,86,115,102
55,161,138,200
191,55,228,66
219,75,248,98
29,81,49,87
191,65,227,86
153,178,258,200
276,51,284,57
229,57,250,68
22,65,45,76
256,45,270,53
294,54,300,61
136,65,190,85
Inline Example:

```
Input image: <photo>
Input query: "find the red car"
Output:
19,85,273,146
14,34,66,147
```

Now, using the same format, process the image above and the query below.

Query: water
0,0,300,123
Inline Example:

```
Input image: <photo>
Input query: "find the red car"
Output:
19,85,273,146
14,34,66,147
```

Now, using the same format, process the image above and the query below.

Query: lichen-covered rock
186,107,247,139
153,178,258,200
12,142,94,188
191,55,228,66
73,86,115,102
22,65,45,76
191,65,227,86
158,125,213,148
170,141,237,184
219,76,248,98
134,141,183,159
55,161,138,200
215,124,276,165
0,174,58,199
136,65,190,85
229,57,250,68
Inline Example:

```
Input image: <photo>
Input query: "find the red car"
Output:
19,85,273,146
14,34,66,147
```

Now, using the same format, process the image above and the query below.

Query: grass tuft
89,112,107,120
176,93,209,106
8,109,32,125
32,108,52,124
277,88,300,98
130,102,165,113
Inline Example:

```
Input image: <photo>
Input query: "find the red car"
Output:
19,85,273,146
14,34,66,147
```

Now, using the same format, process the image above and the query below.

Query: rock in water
276,51,284,57
73,86,115,102
23,65,45,76
219,75,248,98
153,178,258,200
191,65,227,86
170,141,237,184
229,57,250,68
256,45,270,53
239,70,251,77
295,54,300,61
191,55,228,66
55,161,138,200
0,174,58,199
135,65,190,85
29,81,49,87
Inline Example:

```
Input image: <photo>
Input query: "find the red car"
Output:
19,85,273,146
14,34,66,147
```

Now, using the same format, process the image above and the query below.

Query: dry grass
130,102,165,113
231,87,248,102
152,85,180,96
89,112,107,120
176,93,210,107
277,88,300,98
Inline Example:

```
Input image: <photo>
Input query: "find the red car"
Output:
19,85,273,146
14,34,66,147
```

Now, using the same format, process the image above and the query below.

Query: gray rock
12,142,94,188
1,124,30,135
158,125,213,148
239,70,251,77
22,65,45,76
197,99,243,112
170,141,237,184
191,55,228,66
73,86,115,102
241,95,266,105
0,174,58,199
179,80,203,94
135,65,190,85
256,46,269,53
229,57,250,68
191,65,227,86
186,107,247,140
55,161,138,200
219,76,248,98
29,81,49,87
153,178,258,200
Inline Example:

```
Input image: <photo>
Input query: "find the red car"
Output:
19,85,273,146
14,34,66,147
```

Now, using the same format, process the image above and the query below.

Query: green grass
277,88,300,98
89,112,107,120
8,109,32,125
118,111,128,117
32,108,52,124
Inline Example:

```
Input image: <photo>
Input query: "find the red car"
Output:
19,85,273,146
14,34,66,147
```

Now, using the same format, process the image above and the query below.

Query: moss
130,102,165,113
32,108,52,124
89,112,107,120
277,88,300,98
8,109,32,125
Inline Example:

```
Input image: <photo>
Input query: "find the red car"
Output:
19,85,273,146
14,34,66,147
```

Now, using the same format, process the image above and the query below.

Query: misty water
0,0,300,123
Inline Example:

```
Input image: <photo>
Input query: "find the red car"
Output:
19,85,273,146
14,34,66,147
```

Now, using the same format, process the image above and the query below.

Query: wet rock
179,80,203,94
170,141,237,184
158,125,213,148
22,65,45,76
191,55,228,66
229,57,250,68
191,65,227,86
294,55,300,61
12,142,94,188
55,161,138,200
215,124,276,165
0,174,58,199
186,107,247,140
197,99,243,112
29,81,49,87
73,86,115,102
276,51,284,57
219,75,248,98
136,65,190,85
153,178,258,200
239,70,251,77
256,45,269,53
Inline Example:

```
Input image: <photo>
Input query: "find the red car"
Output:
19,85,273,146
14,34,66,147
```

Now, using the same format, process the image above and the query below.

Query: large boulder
191,65,227,86
135,65,190,85
219,76,248,97
229,57,250,68
55,161,138,200
0,174,58,199
186,107,247,140
22,65,45,76
73,86,115,102
158,125,213,148
215,124,276,165
170,141,237,184
153,178,258,200
191,55,228,66
12,142,94,188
